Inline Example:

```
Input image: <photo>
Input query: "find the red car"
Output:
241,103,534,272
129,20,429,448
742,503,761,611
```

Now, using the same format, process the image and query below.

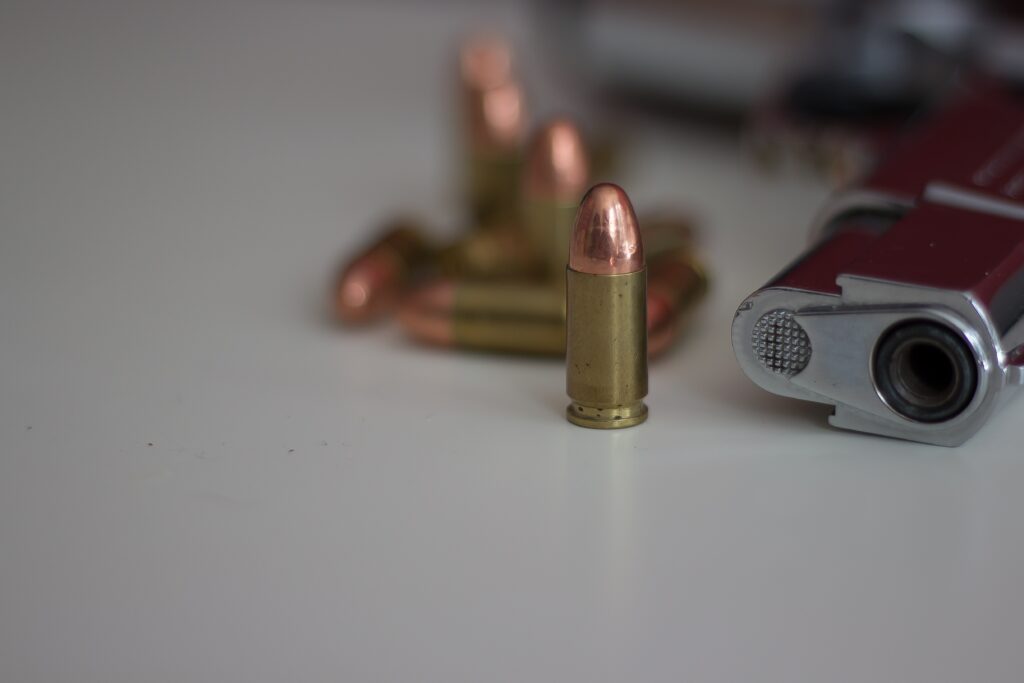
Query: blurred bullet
332,221,432,325
465,81,525,228
437,225,544,281
646,247,709,357
459,34,514,92
641,213,708,356
523,119,590,280
398,279,565,355
334,215,544,328
648,248,707,312
638,212,698,257
646,290,676,359
468,80,525,152
565,183,648,428
459,36,526,229
398,275,676,358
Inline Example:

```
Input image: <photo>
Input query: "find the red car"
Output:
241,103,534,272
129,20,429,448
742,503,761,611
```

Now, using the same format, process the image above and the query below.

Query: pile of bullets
331,37,710,427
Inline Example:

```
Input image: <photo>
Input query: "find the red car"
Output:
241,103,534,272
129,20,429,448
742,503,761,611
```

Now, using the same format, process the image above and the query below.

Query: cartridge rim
566,401,648,429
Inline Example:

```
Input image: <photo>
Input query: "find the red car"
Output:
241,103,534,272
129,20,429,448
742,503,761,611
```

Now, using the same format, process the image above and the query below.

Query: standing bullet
459,37,526,229
332,220,433,325
523,119,590,281
565,183,648,428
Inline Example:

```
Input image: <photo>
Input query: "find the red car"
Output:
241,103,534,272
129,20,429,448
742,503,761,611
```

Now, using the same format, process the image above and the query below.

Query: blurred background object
332,0,1024,358
331,28,711,359
459,35,527,228
522,118,591,282
535,0,1024,185
332,219,434,324
537,0,825,117
539,0,1024,115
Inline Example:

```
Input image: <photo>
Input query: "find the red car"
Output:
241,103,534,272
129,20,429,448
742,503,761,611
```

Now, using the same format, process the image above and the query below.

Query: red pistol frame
733,84,1024,445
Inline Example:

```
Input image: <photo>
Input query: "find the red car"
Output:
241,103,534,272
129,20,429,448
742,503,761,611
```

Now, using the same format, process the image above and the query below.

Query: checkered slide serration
751,309,811,377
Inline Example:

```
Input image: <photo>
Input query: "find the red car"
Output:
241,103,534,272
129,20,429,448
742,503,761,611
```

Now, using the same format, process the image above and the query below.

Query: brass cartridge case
453,283,565,354
466,142,522,229
524,200,578,280
566,268,648,427
437,225,544,281
399,280,565,355
399,276,680,358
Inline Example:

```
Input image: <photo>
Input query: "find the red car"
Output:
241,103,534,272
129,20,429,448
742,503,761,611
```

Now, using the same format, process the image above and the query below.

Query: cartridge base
566,400,648,429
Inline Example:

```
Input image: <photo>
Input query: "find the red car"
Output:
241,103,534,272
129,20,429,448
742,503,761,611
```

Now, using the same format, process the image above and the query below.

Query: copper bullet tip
468,80,525,151
460,35,524,151
459,35,513,91
335,263,375,322
397,280,457,347
334,251,407,324
332,225,429,325
569,183,644,275
524,119,590,203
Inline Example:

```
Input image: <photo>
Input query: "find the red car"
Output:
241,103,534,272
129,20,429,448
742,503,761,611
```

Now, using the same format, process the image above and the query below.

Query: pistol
733,84,1024,445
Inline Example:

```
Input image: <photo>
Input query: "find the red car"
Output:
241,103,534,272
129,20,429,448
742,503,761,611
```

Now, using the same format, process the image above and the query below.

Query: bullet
389,293,678,359
459,34,514,93
565,183,648,428
334,216,544,327
459,36,526,228
465,81,525,228
394,205,699,357
638,212,697,258
436,225,544,281
397,275,677,358
646,247,709,357
639,213,707,356
523,119,590,281
332,220,433,324
398,279,565,355
644,295,677,359
646,290,676,358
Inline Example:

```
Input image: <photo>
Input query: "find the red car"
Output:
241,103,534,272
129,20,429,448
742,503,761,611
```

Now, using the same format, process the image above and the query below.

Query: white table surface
2,1,1022,681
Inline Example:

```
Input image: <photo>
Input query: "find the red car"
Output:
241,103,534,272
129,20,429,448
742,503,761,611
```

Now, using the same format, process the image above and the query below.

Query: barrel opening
873,321,977,423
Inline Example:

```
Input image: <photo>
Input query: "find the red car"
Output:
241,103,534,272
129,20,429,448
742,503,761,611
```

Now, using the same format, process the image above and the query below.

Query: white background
1,1,1022,681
